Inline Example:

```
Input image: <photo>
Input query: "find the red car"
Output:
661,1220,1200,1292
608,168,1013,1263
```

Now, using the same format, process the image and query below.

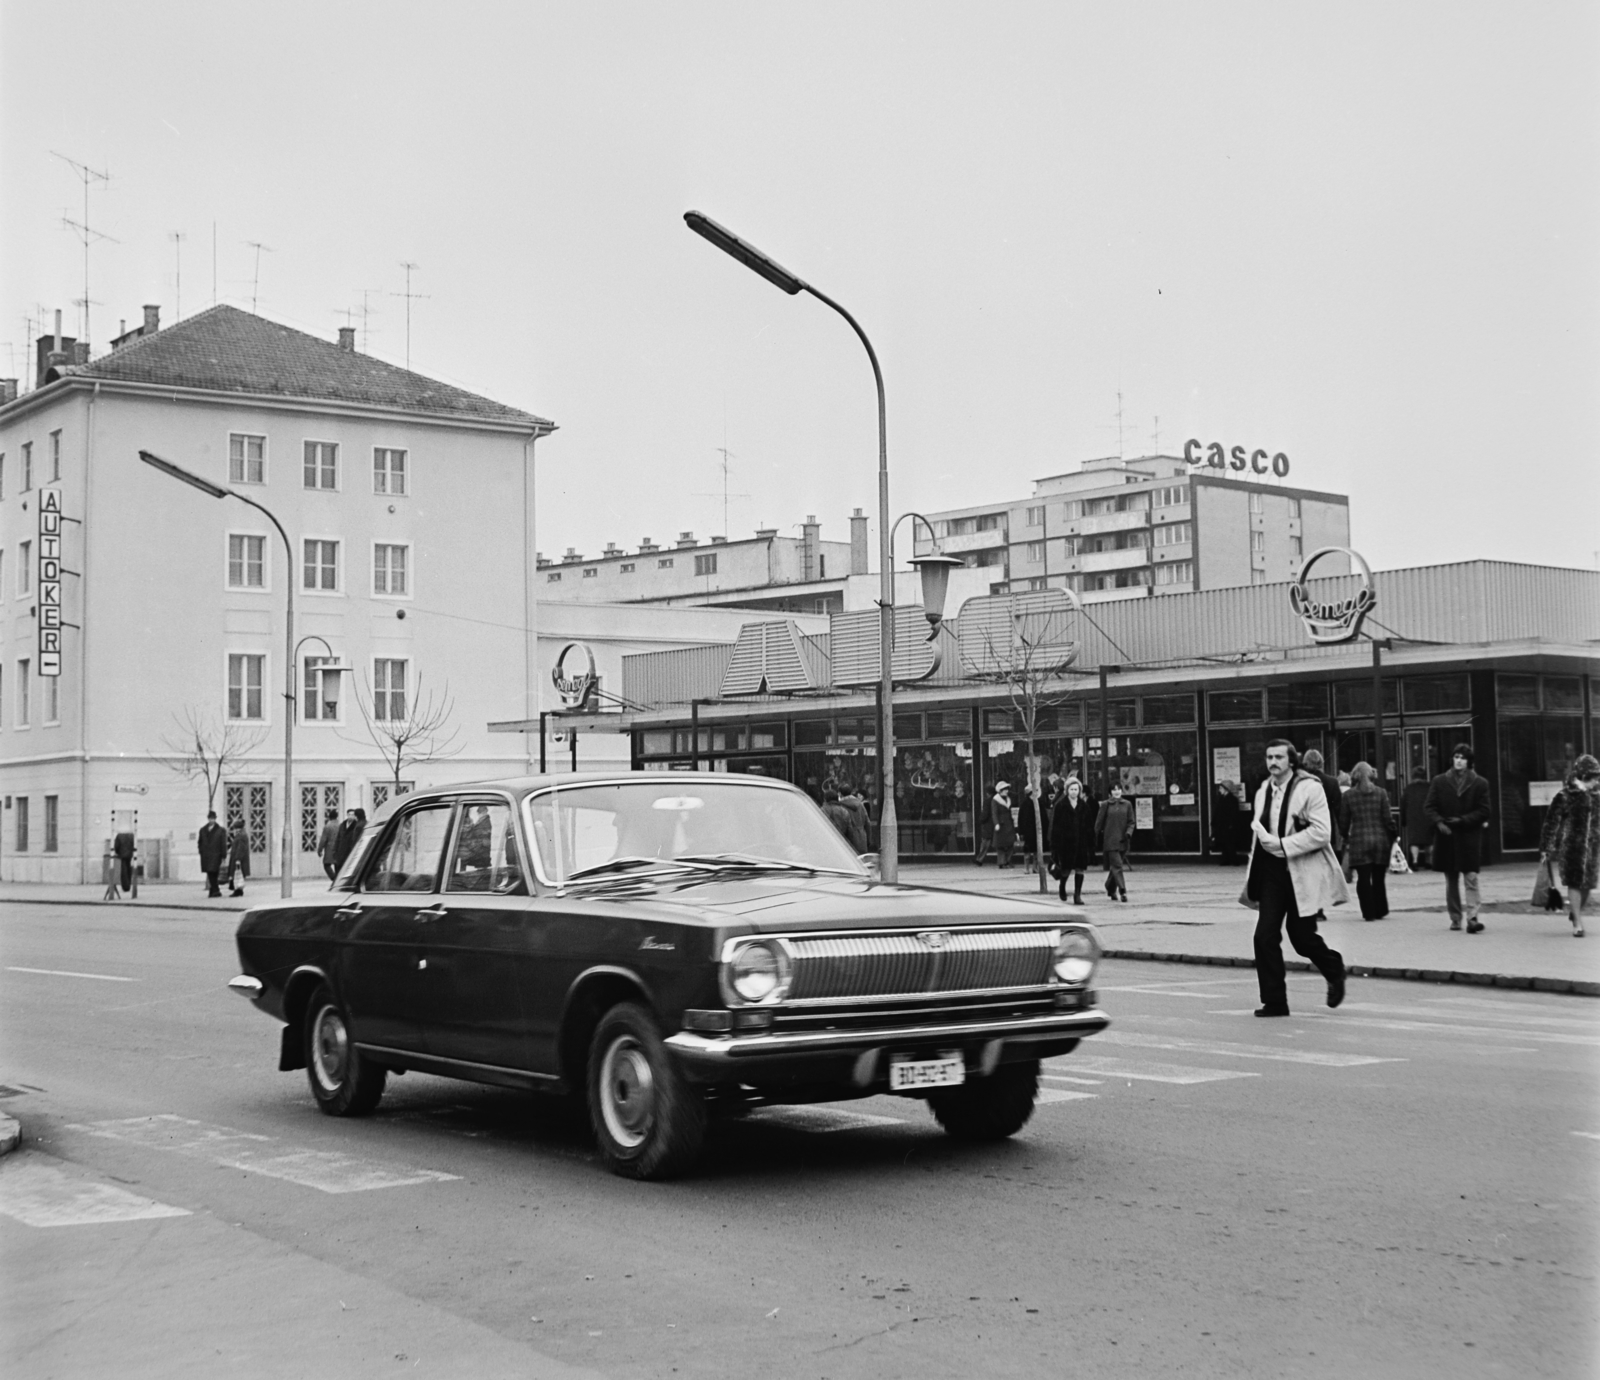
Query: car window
361,804,454,893
445,800,526,895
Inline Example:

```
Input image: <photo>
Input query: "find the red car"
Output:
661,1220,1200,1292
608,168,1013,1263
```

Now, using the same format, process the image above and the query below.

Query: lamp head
910,552,963,635
684,211,805,295
138,449,229,499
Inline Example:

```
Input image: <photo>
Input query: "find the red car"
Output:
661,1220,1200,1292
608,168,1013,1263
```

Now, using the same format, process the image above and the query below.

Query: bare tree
961,592,1081,894
341,670,462,792
153,708,269,812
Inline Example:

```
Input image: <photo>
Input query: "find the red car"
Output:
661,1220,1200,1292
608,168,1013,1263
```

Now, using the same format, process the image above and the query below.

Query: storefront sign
987,740,1014,757
551,641,599,710
1121,764,1167,796
1289,547,1376,645
1212,746,1241,785
38,487,63,676
1170,793,1196,806
1183,439,1290,478
1528,781,1563,808
1135,797,1155,830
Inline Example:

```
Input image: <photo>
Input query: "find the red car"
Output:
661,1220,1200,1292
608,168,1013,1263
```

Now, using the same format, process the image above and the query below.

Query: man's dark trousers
1253,852,1344,1010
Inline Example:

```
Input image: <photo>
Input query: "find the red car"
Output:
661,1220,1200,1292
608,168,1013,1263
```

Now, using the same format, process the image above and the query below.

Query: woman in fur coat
1541,753,1600,937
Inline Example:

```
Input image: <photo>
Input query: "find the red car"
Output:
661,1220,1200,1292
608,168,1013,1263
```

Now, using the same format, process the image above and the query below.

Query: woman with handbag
1339,761,1398,919
1540,754,1600,937
1050,777,1097,905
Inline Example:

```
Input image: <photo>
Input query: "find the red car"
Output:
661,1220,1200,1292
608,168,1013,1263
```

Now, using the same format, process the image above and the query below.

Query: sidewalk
898,858,1600,996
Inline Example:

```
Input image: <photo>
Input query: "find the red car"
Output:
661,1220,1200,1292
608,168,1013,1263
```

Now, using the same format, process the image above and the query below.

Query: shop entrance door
300,782,344,871
225,782,273,876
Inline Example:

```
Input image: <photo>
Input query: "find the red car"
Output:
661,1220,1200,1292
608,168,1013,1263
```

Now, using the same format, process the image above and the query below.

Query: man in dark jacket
1425,743,1492,932
197,810,230,898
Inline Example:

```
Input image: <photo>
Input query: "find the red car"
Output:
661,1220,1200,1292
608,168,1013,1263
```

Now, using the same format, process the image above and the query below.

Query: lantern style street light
685,212,956,881
140,449,298,897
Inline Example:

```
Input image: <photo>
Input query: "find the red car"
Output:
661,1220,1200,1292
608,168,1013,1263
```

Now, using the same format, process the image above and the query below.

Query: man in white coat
1242,740,1349,1017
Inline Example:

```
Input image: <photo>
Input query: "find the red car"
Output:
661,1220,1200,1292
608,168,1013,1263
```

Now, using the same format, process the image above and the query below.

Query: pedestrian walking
820,787,855,844
1339,761,1397,919
316,809,342,880
1211,780,1249,864
838,789,870,853
226,818,251,897
1050,777,1096,904
197,810,230,898
1425,743,1491,932
1301,749,1345,853
990,783,1017,868
1401,767,1433,869
1540,753,1600,938
1094,783,1134,901
331,808,364,875
1018,784,1040,869
1240,740,1348,1017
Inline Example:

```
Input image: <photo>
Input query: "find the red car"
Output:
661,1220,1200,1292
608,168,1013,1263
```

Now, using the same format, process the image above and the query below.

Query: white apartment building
912,454,1351,601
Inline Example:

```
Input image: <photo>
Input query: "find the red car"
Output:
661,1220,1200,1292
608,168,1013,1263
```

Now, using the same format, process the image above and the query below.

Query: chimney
562,547,583,563
755,526,778,540
801,514,821,582
535,552,551,569
119,319,127,339
709,535,727,545
849,507,869,575
639,537,659,553
337,327,356,352
0,380,17,405
73,341,90,365
676,531,698,548
142,304,160,335
603,542,622,557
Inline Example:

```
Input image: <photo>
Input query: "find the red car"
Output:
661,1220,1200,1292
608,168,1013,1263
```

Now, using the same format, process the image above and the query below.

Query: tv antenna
390,262,428,369
170,231,186,320
245,241,274,313
695,445,751,539
53,152,115,348
1151,414,1160,455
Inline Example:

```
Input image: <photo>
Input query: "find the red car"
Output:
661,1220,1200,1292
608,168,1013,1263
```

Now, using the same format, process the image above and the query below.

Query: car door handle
334,904,362,920
415,906,448,922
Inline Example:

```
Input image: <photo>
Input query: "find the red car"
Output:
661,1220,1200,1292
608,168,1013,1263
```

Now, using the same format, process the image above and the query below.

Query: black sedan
230,774,1110,1179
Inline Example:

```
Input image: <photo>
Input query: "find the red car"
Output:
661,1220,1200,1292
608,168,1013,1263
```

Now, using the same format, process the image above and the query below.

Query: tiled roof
70,305,552,429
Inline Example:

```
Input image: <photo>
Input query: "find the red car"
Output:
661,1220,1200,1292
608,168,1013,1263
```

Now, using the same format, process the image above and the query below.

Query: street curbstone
0,1113,19,1157
1571,980,1600,997
1492,974,1535,989
1098,949,1595,996
1532,977,1570,992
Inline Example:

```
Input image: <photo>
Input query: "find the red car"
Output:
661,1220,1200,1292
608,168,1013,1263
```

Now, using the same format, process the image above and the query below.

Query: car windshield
524,779,867,887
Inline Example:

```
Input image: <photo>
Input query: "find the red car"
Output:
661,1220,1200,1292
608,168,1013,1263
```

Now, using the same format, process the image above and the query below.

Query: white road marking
1353,1000,1600,1032
1053,1056,1259,1085
6,966,138,983
1313,1014,1600,1047
1042,1074,1103,1085
1571,1131,1600,1142
1095,1029,1406,1068
69,1115,459,1194
1036,1086,1097,1104
0,1156,189,1227
746,1106,905,1133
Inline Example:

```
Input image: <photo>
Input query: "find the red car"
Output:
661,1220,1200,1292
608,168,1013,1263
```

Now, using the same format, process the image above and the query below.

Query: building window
303,441,338,490
1025,541,1045,563
228,534,266,589
303,539,339,592
1155,561,1193,585
49,430,61,481
1288,497,1302,518
373,543,408,596
17,658,30,726
620,562,635,573
371,780,414,811
303,656,343,722
546,571,562,583
230,433,266,485
658,557,674,569
44,674,59,724
948,517,975,535
228,653,265,720
19,540,31,595
1154,484,1188,508
583,567,598,579
1250,569,1266,584
15,796,28,851
22,441,32,491
694,552,718,576
373,659,407,721
373,447,407,495
1026,505,1045,527
976,513,1004,532
44,795,59,852
1249,490,1263,514
1250,530,1265,553
1290,536,1303,562
1154,522,1191,547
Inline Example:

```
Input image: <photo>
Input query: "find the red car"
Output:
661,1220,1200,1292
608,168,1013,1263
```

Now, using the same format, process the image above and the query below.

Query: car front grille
783,927,1057,1004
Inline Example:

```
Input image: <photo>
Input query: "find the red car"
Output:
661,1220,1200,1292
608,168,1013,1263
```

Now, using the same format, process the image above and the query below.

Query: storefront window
894,713,923,741
894,742,974,856
1116,729,1201,852
1208,689,1263,723
925,709,973,738
794,719,831,746
1141,693,1196,726
1495,674,1539,712
835,716,875,744
1332,680,1399,717
1543,677,1583,713
1404,674,1470,714
1499,716,1584,850
1266,682,1328,722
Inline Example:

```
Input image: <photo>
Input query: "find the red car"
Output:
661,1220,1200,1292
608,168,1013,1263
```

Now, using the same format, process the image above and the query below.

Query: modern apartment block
912,454,1352,601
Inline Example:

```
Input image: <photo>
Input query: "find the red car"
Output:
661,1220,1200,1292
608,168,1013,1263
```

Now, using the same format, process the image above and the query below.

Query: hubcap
598,1035,655,1150
311,1004,350,1093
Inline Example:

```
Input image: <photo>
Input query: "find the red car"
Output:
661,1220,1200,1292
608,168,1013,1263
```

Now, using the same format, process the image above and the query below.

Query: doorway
224,782,273,877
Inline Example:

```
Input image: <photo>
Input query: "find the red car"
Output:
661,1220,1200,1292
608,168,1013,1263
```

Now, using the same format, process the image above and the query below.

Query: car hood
572,873,1082,933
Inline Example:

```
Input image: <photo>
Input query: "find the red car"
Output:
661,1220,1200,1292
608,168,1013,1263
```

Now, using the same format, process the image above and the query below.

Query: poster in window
1135,796,1155,830
1212,746,1241,785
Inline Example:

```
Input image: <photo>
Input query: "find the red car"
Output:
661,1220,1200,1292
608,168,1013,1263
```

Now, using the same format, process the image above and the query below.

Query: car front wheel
588,1002,705,1180
928,1059,1039,1141
305,984,386,1117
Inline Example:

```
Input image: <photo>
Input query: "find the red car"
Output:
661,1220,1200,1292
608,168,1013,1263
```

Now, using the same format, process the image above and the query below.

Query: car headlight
725,940,793,1005
1053,928,1099,985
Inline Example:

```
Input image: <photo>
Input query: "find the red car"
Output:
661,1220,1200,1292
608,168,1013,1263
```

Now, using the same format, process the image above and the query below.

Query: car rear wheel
928,1059,1039,1141
588,1002,705,1180
305,984,386,1117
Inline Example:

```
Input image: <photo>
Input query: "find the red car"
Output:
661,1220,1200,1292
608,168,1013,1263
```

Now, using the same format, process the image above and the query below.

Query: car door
336,799,457,1056
419,796,547,1072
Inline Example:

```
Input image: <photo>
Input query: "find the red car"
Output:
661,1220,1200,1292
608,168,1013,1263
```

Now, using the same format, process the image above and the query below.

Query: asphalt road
2,902,1596,1380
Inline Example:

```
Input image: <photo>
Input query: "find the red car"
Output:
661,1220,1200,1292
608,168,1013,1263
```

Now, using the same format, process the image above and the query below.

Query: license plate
888,1055,965,1091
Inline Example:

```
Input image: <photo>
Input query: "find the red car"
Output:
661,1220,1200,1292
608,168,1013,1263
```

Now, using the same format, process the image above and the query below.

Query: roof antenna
245,241,274,313
53,152,114,350
391,262,428,370
170,231,186,320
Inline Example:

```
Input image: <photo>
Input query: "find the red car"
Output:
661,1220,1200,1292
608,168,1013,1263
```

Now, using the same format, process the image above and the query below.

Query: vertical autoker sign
38,487,63,676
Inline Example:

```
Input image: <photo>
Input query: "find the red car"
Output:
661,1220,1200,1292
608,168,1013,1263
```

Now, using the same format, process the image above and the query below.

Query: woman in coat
1541,753,1600,937
1017,785,1040,869
1094,783,1135,901
1339,761,1398,919
226,819,251,898
989,784,1017,869
1050,778,1097,904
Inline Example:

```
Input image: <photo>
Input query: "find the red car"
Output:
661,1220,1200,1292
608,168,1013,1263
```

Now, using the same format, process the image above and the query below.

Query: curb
1100,948,1600,998
0,896,250,914
0,1113,19,1157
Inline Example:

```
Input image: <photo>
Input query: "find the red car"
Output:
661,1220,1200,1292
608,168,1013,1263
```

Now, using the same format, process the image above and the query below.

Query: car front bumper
664,1007,1110,1089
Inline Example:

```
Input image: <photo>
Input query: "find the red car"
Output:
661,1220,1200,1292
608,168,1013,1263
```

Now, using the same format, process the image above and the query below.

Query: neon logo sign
551,642,599,710
1289,547,1376,645
1184,438,1290,478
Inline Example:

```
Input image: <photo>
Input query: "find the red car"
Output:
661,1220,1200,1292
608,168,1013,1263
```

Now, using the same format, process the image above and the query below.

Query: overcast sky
3,1,1596,575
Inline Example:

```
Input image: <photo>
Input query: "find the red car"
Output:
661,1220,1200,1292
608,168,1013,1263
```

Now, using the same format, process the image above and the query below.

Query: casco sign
1289,547,1376,645
1183,438,1290,478
551,641,599,711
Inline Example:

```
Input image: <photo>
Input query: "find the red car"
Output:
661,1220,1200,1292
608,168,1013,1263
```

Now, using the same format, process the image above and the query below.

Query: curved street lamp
687,212,956,882
140,449,298,897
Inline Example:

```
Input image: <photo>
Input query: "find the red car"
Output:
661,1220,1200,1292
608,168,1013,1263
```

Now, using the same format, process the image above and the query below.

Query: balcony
1067,509,1150,537
1080,547,1151,574
936,528,1009,554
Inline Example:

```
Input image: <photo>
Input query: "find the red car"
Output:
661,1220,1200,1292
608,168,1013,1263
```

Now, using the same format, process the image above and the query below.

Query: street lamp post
686,211,955,883
140,450,297,898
